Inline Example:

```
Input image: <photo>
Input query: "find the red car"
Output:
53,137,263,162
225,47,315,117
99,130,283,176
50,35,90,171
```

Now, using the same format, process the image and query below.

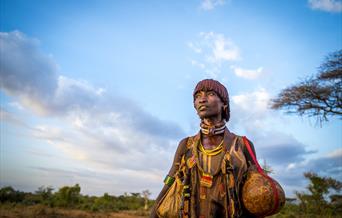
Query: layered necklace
200,120,226,136
196,136,225,190
199,139,224,156
191,120,227,200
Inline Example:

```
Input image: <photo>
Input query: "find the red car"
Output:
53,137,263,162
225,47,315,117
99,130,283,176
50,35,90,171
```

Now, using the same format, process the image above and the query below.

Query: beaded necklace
200,120,226,136
194,138,226,189
199,139,224,156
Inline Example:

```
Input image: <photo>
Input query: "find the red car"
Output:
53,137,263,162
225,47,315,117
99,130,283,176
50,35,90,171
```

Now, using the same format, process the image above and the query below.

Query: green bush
0,186,25,203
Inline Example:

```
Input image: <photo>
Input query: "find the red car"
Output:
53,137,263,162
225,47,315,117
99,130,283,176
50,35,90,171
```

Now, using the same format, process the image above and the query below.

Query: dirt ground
0,204,149,218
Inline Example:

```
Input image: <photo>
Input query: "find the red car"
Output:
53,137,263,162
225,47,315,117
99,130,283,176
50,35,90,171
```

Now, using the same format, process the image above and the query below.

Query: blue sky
0,0,341,198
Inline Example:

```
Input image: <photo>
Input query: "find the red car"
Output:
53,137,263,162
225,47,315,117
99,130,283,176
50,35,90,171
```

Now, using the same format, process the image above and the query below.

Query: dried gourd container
242,170,286,217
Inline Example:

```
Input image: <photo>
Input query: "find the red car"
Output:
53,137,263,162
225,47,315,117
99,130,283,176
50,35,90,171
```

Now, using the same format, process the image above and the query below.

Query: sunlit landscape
1,0,341,217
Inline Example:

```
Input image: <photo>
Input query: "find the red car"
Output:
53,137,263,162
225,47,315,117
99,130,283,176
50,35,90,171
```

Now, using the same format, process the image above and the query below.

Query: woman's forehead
195,88,216,93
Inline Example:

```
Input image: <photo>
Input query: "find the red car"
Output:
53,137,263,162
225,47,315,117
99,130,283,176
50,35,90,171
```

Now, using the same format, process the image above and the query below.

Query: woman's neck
200,118,226,149
202,117,223,127
201,132,224,149
200,118,226,135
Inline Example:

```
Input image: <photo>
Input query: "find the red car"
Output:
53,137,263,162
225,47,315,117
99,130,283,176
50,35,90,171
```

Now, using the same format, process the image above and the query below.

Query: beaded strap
163,175,175,186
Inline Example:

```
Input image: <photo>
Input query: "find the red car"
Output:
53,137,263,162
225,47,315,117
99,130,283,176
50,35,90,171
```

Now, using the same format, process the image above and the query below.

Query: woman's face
194,90,224,120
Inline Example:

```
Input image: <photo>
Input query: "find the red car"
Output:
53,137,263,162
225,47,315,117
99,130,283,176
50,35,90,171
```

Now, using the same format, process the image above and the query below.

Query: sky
0,0,341,199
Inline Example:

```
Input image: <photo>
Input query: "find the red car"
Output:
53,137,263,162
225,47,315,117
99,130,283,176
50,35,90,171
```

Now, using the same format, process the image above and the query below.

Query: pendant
200,172,213,188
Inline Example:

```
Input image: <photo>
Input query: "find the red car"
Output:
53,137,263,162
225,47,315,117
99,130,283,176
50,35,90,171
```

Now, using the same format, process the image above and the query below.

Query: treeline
271,172,342,218
0,184,154,212
1,172,341,217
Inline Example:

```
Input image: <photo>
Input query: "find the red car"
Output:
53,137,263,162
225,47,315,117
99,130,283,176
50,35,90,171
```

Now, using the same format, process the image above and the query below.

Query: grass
0,204,150,218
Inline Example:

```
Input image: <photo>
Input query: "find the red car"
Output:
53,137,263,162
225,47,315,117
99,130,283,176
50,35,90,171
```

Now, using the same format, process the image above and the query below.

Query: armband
164,175,175,186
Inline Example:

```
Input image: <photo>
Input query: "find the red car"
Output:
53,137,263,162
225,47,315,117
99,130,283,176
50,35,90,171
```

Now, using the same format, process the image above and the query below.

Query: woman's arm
150,137,188,218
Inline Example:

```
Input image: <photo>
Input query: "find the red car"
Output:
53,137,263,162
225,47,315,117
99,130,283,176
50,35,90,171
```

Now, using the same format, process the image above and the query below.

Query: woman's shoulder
175,132,200,155
227,131,254,145
174,137,191,158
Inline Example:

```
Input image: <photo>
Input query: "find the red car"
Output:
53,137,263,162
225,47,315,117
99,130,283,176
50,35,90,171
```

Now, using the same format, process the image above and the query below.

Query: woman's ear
222,105,228,120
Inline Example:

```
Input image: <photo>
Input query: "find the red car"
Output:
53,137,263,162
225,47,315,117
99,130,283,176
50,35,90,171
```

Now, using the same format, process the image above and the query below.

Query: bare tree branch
270,50,342,124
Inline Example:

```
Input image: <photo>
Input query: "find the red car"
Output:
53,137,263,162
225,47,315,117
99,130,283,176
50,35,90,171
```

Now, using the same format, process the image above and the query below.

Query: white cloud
187,42,202,53
230,88,314,166
0,31,183,138
0,31,184,197
0,107,28,127
280,148,342,197
205,67,221,79
2,30,340,199
232,88,270,118
191,59,205,69
306,149,342,177
228,88,342,197
27,118,177,197
230,89,319,197
8,101,24,110
286,163,297,170
230,66,263,79
308,0,342,12
188,32,240,78
200,0,225,11
200,32,240,63
0,31,58,99
326,148,342,158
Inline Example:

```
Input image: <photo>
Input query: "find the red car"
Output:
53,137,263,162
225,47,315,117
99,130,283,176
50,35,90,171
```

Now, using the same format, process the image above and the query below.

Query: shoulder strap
242,136,280,216
242,136,263,173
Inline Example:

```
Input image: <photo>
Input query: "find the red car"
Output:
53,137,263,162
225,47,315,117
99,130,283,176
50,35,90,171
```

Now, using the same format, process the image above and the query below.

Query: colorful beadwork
200,173,213,188
163,175,175,186
183,185,190,197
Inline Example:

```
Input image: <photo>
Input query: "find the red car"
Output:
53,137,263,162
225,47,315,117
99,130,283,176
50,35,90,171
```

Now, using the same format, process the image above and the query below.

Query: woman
152,79,258,218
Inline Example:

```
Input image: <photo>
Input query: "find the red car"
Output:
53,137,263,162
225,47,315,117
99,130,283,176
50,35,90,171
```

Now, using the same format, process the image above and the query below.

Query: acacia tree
271,50,342,123
35,186,54,203
54,184,81,207
296,172,342,215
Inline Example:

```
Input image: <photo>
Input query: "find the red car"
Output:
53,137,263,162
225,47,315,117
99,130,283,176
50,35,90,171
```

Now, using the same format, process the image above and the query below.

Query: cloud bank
1,31,341,198
308,0,342,13
0,31,185,196
228,88,340,196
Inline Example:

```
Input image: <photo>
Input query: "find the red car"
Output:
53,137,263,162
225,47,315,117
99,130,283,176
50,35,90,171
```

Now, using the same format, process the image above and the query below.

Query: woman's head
193,79,230,122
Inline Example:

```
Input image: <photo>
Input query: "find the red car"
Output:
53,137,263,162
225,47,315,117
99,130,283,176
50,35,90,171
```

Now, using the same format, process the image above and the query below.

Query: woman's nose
199,94,207,103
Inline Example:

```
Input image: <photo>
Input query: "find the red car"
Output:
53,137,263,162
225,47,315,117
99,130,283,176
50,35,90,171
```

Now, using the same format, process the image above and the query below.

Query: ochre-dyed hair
193,79,230,121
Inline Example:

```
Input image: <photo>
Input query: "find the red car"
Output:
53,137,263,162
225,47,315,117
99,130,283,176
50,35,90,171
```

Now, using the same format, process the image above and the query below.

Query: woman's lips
198,105,207,111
